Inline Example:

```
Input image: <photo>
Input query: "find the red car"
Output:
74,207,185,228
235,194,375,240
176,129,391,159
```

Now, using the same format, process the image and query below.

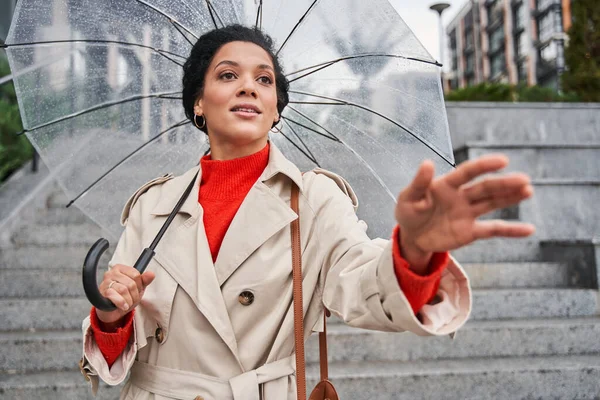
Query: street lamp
429,3,451,67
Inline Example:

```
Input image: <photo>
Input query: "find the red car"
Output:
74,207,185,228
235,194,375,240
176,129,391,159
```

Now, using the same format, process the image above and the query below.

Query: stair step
451,239,541,263
519,180,600,240
446,102,600,147
456,144,600,179
10,224,106,247
0,245,113,270
3,317,600,372
311,354,600,399
308,317,600,363
461,262,570,288
33,208,94,226
0,370,123,400
0,261,574,299
2,354,599,399
1,289,598,332
471,289,599,320
0,269,86,298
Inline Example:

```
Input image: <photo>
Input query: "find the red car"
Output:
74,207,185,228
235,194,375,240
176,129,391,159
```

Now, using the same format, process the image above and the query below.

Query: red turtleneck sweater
90,142,448,367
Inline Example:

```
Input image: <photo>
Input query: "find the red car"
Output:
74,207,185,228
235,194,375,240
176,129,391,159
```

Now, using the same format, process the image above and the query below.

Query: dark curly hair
182,25,289,133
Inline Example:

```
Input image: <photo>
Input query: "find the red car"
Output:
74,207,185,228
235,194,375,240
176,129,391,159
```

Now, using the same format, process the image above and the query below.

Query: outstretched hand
395,154,535,272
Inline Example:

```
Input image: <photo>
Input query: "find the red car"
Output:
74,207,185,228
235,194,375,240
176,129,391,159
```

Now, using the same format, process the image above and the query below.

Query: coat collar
150,141,303,218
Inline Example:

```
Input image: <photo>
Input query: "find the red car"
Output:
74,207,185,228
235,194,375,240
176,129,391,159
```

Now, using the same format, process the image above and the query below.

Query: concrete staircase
1,108,600,399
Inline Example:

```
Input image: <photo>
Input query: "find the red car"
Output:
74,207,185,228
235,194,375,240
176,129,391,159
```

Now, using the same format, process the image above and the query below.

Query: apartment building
446,0,572,91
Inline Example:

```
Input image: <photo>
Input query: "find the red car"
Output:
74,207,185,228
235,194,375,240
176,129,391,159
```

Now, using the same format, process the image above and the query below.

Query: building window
515,33,528,59
449,29,458,71
537,12,556,42
465,53,475,74
489,26,505,53
517,60,528,82
513,3,527,31
536,0,557,13
490,52,505,77
465,28,474,50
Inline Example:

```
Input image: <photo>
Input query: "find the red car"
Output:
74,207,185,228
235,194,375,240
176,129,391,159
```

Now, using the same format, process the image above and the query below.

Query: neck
207,135,269,161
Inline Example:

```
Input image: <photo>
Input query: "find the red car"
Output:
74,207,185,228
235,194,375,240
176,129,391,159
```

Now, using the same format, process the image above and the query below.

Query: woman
79,25,534,399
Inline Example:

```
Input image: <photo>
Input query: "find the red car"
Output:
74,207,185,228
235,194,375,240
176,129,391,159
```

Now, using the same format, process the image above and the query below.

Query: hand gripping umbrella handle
82,238,154,311
82,170,199,311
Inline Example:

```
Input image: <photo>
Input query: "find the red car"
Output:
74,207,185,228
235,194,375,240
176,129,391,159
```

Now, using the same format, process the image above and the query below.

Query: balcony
533,0,561,18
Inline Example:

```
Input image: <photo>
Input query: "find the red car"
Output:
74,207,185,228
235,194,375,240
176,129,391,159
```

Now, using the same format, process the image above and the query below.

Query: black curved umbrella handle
83,238,154,311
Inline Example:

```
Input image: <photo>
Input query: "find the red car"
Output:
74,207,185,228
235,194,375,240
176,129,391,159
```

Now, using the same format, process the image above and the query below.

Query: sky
389,0,469,69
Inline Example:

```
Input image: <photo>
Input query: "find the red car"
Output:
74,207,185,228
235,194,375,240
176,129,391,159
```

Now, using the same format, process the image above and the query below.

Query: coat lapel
213,144,304,286
213,182,298,286
149,166,241,362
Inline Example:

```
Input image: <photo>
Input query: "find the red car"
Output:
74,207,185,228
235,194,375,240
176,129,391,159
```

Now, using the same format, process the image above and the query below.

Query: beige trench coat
80,143,472,400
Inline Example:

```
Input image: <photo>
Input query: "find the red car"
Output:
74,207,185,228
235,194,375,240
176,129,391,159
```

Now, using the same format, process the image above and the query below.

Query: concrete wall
446,102,600,148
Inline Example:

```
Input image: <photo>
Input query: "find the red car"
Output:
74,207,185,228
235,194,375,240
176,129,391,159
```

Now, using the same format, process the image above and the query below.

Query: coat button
155,326,165,343
238,291,254,306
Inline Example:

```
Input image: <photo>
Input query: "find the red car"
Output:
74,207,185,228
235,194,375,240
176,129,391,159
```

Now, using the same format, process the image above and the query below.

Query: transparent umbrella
5,0,455,308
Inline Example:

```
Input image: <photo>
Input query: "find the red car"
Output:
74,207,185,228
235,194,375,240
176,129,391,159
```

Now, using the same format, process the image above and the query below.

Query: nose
237,76,258,99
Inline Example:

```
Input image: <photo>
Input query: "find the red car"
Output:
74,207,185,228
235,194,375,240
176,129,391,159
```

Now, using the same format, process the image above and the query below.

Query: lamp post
430,3,451,67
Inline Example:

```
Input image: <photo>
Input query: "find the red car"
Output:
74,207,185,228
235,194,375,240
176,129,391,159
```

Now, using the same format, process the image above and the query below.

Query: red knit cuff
391,225,449,314
90,307,134,368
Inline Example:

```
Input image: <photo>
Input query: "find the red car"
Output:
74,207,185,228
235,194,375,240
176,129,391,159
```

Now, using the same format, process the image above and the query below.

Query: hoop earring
194,114,206,129
270,122,282,133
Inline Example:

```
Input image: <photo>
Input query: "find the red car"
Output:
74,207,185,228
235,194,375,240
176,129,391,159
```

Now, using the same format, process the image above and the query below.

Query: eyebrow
214,60,274,72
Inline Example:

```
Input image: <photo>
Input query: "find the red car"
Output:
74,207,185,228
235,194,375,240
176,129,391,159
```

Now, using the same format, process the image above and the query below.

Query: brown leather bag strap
318,312,329,381
290,184,307,400
291,184,331,399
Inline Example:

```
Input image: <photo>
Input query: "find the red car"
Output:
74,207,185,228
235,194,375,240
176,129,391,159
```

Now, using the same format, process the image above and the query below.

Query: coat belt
129,356,296,400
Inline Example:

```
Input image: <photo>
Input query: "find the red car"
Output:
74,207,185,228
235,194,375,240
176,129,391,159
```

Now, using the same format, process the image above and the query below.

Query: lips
231,104,261,114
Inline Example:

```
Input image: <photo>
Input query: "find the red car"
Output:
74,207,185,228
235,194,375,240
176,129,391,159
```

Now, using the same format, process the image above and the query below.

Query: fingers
446,154,509,188
472,220,536,240
402,160,435,202
102,265,150,312
471,184,534,216
464,173,531,203
141,271,156,289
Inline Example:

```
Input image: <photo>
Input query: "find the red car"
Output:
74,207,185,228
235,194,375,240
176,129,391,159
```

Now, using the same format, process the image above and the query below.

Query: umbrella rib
205,0,219,29
278,130,319,167
289,90,455,167
276,0,320,56
18,91,182,135
66,119,191,208
281,114,339,143
281,119,321,167
170,21,195,47
286,53,442,83
2,40,186,67
289,101,345,106
132,0,198,40
288,109,396,201
255,0,264,30
205,0,225,29
286,107,342,143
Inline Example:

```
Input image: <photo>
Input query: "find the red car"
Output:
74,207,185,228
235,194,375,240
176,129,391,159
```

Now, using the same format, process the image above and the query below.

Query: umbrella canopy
5,0,454,240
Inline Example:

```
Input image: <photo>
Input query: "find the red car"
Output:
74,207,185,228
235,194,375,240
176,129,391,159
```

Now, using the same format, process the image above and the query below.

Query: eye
258,76,273,84
220,72,236,80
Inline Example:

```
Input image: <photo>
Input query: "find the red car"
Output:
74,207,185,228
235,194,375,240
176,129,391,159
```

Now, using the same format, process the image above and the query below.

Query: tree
561,0,600,102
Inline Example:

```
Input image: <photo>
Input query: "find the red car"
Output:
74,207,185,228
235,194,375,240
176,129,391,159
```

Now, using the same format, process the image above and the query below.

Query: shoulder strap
291,184,330,400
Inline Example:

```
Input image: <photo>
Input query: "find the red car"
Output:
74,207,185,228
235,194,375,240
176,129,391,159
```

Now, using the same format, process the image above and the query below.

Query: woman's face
194,41,279,148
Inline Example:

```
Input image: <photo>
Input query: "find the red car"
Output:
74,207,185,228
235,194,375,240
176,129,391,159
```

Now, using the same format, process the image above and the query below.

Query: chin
218,126,269,144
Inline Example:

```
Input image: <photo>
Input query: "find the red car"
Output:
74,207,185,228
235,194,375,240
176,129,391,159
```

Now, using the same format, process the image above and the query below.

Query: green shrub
445,82,580,102
0,54,33,183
